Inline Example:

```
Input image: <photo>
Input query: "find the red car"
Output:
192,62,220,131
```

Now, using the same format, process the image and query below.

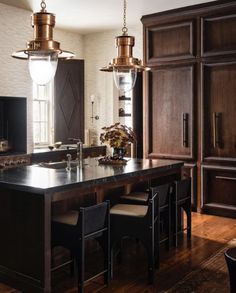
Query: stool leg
147,241,155,284
183,202,191,240
155,217,160,269
70,252,75,277
174,202,178,248
78,239,85,293
168,203,171,249
187,202,191,240
102,233,111,286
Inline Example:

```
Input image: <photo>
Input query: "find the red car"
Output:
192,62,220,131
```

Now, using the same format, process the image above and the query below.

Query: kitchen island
0,158,183,293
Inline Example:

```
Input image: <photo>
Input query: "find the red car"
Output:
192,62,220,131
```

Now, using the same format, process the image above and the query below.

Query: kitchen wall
0,3,142,152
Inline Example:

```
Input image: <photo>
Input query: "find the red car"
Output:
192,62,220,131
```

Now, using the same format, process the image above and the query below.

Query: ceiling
0,0,216,34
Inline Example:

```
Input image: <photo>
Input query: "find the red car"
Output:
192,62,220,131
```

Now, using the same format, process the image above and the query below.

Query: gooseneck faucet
68,138,83,167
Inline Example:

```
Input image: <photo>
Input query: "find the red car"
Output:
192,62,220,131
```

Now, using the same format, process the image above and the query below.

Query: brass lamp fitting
12,0,74,59
100,0,149,73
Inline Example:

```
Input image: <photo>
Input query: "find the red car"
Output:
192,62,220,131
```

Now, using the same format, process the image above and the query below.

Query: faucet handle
66,154,72,171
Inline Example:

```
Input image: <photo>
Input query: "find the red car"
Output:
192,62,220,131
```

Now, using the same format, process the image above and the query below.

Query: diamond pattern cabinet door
54,59,84,144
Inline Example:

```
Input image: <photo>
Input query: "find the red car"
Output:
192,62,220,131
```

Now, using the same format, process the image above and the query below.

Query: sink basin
38,161,79,169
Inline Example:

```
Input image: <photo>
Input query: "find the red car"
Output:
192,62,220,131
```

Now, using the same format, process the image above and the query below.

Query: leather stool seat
120,191,149,203
111,203,148,217
52,210,79,225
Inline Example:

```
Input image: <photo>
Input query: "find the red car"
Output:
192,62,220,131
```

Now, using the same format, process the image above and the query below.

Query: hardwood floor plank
0,212,236,292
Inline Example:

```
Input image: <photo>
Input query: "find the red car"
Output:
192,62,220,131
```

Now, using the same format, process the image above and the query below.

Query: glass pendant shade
29,52,58,85
113,67,137,93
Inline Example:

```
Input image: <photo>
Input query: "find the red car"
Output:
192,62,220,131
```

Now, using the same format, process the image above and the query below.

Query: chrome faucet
68,138,83,166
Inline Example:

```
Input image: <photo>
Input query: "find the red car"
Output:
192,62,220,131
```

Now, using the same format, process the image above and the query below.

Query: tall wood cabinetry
141,0,236,216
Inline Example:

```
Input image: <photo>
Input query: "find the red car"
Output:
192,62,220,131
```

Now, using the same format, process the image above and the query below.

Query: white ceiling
0,0,216,34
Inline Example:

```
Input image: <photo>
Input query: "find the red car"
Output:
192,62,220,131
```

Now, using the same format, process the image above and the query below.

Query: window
33,82,54,147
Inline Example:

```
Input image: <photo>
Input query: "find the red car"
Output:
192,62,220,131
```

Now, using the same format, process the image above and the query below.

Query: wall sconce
90,95,99,123
12,0,74,85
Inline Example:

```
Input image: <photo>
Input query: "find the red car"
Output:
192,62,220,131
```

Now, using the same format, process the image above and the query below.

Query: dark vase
113,147,126,158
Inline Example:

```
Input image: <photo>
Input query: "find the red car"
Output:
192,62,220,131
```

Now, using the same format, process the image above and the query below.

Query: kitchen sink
38,161,79,169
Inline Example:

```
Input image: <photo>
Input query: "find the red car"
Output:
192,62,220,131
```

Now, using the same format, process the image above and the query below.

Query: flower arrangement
100,122,136,149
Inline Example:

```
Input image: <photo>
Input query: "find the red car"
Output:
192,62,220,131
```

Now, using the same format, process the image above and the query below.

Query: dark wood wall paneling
141,0,236,216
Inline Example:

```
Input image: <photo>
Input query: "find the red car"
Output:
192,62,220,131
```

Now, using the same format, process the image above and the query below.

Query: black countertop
0,158,183,194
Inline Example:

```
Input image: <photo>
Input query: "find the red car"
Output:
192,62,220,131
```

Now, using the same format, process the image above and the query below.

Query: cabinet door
54,59,84,144
202,61,236,162
146,64,195,160
144,20,195,65
201,165,236,218
201,13,236,57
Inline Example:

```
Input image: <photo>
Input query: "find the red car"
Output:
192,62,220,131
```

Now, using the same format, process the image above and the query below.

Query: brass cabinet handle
215,176,236,181
183,113,188,148
212,112,221,148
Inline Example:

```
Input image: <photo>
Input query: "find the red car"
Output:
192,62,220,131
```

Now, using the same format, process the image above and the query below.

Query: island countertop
0,158,184,194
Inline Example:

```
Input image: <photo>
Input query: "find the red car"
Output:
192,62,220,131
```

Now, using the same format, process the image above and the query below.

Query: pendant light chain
40,0,46,11
122,0,128,35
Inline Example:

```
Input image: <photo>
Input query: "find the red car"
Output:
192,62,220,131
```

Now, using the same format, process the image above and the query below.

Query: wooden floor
1,212,236,293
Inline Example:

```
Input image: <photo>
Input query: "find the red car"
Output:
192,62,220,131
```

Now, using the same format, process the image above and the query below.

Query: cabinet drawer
202,165,236,218
145,20,195,64
201,13,236,57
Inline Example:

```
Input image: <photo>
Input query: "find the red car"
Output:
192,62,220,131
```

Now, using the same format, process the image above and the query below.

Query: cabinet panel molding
147,64,195,160
201,61,236,162
201,13,236,57
145,21,195,64
201,165,236,218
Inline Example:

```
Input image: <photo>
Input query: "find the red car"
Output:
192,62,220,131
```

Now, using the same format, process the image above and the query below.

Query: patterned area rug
166,239,236,293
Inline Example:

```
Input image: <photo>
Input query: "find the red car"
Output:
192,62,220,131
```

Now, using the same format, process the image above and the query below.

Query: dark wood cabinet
147,64,196,160
142,0,236,216
54,59,84,144
202,61,236,163
202,165,236,218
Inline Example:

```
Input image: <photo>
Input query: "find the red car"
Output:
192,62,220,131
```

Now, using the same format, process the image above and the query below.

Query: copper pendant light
12,0,75,85
100,0,150,92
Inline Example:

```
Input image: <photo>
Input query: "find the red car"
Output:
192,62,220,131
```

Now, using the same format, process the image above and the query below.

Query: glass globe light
113,67,137,93
28,52,58,85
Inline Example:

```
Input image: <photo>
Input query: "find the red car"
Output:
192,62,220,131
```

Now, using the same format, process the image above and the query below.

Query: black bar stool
51,201,110,293
110,184,171,284
225,247,236,293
